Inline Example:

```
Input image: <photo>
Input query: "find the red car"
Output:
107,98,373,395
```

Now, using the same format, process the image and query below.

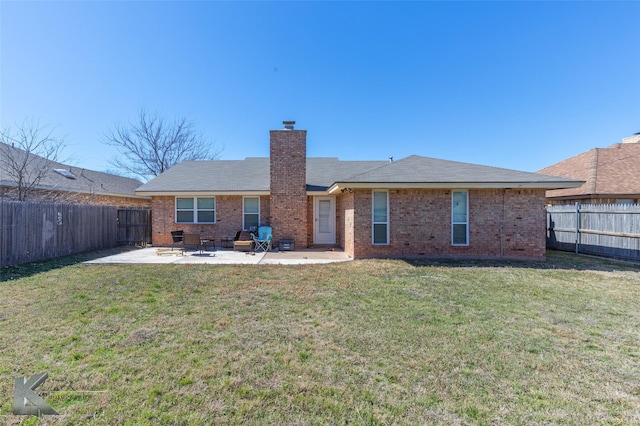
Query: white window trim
451,190,469,246
242,196,260,231
175,196,216,224
372,190,390,245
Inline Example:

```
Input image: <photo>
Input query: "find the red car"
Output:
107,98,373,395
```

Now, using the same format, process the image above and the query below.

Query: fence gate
117,208,151,245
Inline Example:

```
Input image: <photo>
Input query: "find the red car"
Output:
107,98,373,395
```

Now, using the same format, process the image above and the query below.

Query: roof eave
1,182,148,199
328,181,585,194
546,192,640,200
135,190,271,197
98,192,151,200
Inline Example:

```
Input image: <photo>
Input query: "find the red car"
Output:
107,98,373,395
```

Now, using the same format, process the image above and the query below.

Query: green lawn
1,251,639,425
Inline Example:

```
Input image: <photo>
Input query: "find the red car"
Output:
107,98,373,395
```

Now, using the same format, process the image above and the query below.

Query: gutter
328,180,585,194
135,190,271,197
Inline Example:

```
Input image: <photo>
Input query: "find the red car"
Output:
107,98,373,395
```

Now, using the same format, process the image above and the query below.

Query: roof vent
54,168,76,179
283,121,295,130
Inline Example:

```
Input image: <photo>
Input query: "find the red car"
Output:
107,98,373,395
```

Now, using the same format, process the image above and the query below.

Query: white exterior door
314,197,336,245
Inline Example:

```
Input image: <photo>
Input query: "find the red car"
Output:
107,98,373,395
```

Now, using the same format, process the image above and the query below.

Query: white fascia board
328,181,585,193
100,192,151,200
138,190,333,197
135,191,271,197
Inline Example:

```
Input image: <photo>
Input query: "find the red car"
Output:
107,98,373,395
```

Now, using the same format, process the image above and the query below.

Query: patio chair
183,233,204,254
251,226,272,252
233,231,253,252
171,230,184,251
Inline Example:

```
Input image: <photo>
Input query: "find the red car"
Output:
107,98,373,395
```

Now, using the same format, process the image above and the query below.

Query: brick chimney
270,121,308,248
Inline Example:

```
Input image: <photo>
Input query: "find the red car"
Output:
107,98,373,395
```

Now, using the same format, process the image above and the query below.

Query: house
538,134,640,205
0,142,150,208
136,121,582,260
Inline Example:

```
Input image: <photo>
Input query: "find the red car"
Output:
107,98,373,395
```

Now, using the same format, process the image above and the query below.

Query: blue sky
2,1,639,178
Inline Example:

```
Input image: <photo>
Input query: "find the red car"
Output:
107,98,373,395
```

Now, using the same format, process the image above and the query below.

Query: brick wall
269,128,308,248
0,185,150,208
338,191,355,257
306,196,314,246
501,189,547,259
345,188,547,260
150,195,270,246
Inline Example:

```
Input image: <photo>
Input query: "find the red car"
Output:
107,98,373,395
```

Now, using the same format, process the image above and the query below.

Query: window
176,197,215,224
243,197,260,231
372,190,389,245
452,191,468,245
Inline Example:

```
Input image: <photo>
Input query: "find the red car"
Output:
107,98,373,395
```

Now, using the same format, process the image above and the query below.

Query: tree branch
102,109,220,181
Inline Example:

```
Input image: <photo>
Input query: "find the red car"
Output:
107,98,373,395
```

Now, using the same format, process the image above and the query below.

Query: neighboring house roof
538,140,640,199
0,142,147,199
136,155,581,195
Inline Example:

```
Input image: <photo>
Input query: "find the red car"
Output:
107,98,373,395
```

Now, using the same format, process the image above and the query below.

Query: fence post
575,202,580,253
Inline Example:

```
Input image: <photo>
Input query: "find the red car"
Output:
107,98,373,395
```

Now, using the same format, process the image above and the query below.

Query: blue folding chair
251,226,272,252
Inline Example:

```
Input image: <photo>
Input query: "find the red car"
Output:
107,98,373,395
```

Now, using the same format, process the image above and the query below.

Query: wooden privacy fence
1,200,152,268
117,208,151,246
1,200,118,267
547,203,640,261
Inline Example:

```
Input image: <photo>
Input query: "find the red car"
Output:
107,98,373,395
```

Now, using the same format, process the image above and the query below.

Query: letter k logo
13,372,59,416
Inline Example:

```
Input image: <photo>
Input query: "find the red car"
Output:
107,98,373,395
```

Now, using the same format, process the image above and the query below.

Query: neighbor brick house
0,142,150,208
538,134,640,205
136,121,581,260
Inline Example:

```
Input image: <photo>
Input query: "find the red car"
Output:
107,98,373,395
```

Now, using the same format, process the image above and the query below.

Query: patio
84,246,351,265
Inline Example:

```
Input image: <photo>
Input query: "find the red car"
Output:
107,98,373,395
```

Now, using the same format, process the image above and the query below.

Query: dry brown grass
1,251,639,424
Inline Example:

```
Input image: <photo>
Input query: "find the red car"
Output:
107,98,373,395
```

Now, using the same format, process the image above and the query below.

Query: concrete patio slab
84,247,351,265
262,249,351,264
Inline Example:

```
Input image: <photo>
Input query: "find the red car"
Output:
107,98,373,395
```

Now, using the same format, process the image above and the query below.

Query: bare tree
0,119,66,201
103,110,221,181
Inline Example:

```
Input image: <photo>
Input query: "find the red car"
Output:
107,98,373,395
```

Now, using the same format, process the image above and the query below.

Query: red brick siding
338,192,355,258
269,130,308,248
344,188,546,260
150,195,270,246
150,187,546,259
502,189,547,259
306,196,314,246
0,186,150,208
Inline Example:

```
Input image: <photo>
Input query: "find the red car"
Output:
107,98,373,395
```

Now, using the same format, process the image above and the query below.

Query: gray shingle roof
136,155,581,194
340,155,577,185
306,158,388,191
0,142,146,198
136,158,271,192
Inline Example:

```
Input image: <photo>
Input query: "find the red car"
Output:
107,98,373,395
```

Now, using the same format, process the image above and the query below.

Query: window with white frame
175,197,216,224
452,190,468,245
243,197,260,231
372,190,389,245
